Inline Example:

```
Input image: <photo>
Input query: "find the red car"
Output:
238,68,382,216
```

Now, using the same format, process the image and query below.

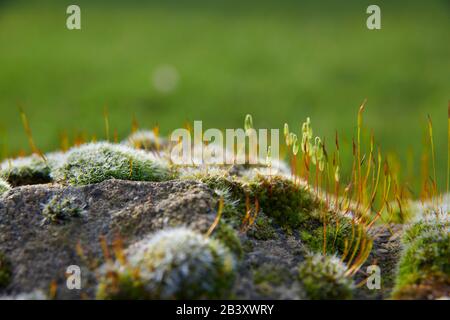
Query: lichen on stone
97,228,236,299
298,253,354,300
52,142,172,185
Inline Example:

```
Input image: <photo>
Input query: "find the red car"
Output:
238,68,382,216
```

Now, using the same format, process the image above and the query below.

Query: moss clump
212,222,243,259
53,142,171,185
0,178,11,196
299,216,367,256
253,264,289,286
0,152,65,187
392,216,449,299
182,169,364,255
246,174,318,229
247,214,277,240
97,228,236,300
124,130,166,151
41,195,84,224
0,154,51,187
0,252,12,288
298,253,354,300
183,170,318,230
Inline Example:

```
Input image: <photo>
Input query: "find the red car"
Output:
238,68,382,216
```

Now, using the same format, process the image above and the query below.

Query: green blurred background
0,0,449,190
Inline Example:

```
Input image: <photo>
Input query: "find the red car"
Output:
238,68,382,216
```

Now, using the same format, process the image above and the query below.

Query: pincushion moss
0,154,51,187
0,178,11,196
124,130,166,151
181,169,318,229
0,152,66,187
181,168,360,255
41,195,84,224
392,213,449,299
245,174,317,228
211,222,243,259
298,253,354,300
97,228,236,300
53,142,172,185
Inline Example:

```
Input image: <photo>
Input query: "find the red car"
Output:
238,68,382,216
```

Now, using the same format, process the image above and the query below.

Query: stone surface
0,179,217,299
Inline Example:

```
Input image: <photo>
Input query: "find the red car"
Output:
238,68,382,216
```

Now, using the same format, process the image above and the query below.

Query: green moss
53,142,172,185
298,253,354,300
0,178,11,196
212,222,243,259
247,214,277,240
97,268,148,300
97,228,236,300
0,152,66,187
183,169,368,257
300,217,365,256
253,264,289,286
0,252,12,288
392,217,449,299
0,154,51,187
246,175,318,229
41,195,84,224
184,171,318,228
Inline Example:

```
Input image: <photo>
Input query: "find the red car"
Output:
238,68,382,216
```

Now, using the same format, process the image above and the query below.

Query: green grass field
0,0,449,190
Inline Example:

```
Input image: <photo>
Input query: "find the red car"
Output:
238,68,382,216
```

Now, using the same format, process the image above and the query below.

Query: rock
0,179,217,299
0,178,312,300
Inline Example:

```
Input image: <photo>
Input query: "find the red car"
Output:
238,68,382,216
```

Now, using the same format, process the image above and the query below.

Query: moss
247,214,277,240
246,174,318,229
41,195,84,224
183,169,367,257
0,152,66,187
392,217,449,299
212,222,243,259
298,253,354,300
124,130,166,151
0,154,51,187
253,264,289,286
53,142,172,186
300,216,365,256
0,178,11,196
0,252,12,288
184,171,318,228
97,228,236,300
391,274,450,300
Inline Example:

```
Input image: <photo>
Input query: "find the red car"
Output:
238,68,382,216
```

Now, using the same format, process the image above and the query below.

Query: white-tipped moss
392,211,449,299
52,142,171,185
0,154,51,186
97,228,236,299
298,253,354,300
124,130,166,151
41,195,85,224
0,178,11,196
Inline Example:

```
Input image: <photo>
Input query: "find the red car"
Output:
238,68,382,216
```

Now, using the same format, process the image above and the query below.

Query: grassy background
0,0,449,191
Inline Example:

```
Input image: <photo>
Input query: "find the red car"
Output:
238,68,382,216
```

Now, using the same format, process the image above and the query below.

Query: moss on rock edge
298,253,354,300
97,228,236,299
53,142,172,185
